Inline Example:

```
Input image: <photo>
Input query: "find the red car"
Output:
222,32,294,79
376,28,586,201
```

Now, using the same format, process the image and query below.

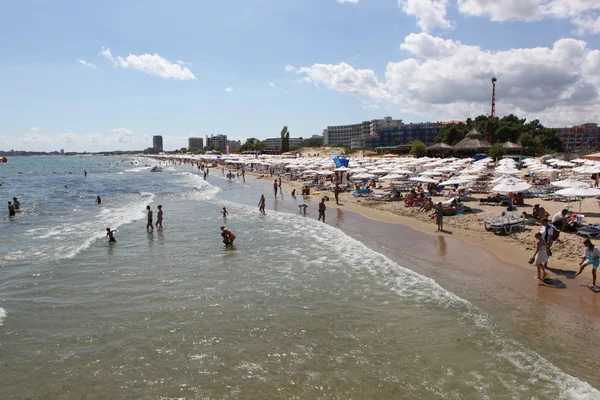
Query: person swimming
106,228,117,243
95,196,102,205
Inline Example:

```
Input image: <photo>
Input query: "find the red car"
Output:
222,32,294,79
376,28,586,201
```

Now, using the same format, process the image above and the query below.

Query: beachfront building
152,135,163,153
264,137,304,151
188,137,204,152
227,140,241,152
556,123,599,152
323,117,403,149
363,122,446,149
206,134,228,152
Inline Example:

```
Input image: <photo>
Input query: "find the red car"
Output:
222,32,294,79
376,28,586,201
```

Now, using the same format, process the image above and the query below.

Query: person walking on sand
222,207,228,219
258,194,266,214
530,232,548,280
273,179,278,196
334,184,341,205
435,202,444,232
576,239,600,287
540,218,554,268
318,197,326,223
146,205,154,230
220,226,236,247
156,205,163,229
8,201,16,217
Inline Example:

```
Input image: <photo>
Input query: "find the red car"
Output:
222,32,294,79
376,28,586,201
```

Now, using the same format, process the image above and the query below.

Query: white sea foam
0,307,6,326
125,166,151,172
3,192,156,262
218,200,600,399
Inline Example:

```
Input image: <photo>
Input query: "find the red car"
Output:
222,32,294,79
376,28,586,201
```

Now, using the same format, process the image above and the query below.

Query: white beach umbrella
380,174,404,181
420,170,443,176
554,160,575,167
316,170,334,175
334,166,351,171
555,185,600,212
350,167,368,173
353,173,377,179
410,176,439,183
302,169,319,174
369,169,389,174
551,178,590,188
571,158,586,164
440,177,473,186
494,167,519,175
391,169,413,175
492,177,531,193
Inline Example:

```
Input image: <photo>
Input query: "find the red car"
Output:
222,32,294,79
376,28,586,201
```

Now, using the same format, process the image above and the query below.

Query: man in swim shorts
273,179,278,196
8,201,16,216
576,238,600,287
146,205,154,230
220,226,236,247
106,228,117,242
318,197,326,223
156,205,163,229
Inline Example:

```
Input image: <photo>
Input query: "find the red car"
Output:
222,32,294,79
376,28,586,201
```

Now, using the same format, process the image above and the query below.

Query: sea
0,155,598,399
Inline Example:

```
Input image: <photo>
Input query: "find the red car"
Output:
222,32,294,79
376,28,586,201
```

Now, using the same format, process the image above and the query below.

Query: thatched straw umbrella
502,141,523,151
452,129,492,154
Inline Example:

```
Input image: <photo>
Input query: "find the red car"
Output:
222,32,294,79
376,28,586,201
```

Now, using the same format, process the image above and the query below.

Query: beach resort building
152,135,163,153
363,122,448,149
264,137,305,151
206,134,228,152
323,117,403,149
227,140,241,153
556,123,599,152
188,137,204,152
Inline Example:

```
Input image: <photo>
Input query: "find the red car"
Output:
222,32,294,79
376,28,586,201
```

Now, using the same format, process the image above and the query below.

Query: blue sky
1,0,599,151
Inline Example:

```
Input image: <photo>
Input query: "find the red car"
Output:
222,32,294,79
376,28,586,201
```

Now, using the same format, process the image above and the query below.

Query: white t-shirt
584,246,600,260
551,212,563,224
540,225,554,242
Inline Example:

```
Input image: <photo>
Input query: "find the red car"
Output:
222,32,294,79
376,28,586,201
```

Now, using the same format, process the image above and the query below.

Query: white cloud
78,60,97,69
284,64,296,72
22,133,51,144
397,0,600,36
399,0,452,32
337,0,358,4
29,127,40,133
268,82,278,88
289,33,600,126
225,87,234,92
100,47,196,80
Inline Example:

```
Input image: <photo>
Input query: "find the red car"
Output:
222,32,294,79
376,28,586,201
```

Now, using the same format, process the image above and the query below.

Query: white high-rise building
323,117,403,148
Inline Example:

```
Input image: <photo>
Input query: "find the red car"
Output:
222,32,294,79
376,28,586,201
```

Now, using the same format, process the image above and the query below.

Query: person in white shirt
576,239,600,287
539,218,554,268
551,209,568,231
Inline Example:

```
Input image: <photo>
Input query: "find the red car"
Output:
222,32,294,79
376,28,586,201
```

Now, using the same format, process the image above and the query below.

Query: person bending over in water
95,196,102,205
222,207,228,219
146,205,154,230
106,228,117,243
299,203,308,216
220,226,236,247
156,205,163,229
8,201,16,217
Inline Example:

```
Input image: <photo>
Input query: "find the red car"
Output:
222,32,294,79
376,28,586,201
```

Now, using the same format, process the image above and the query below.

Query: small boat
150,166,163,172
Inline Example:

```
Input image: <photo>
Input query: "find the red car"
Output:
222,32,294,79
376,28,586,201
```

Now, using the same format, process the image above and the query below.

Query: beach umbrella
410,177,439,183
494,166,519,175
368,169,389,174
440,176,475,186
420,170,443,176
334,166,350,171
352,173,377,179
302,169,319,174
380,174,403,181
554,185,600,212
350,167,368,173
492,177,531,193
316,170,334,175
571,158,586,164
551,178,590,188
391,169,413,175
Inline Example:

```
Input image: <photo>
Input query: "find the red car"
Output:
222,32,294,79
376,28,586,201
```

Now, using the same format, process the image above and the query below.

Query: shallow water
0,156,598,399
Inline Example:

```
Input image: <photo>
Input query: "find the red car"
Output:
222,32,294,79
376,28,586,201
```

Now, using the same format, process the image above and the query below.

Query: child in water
106,228,116,243
222,207,228,219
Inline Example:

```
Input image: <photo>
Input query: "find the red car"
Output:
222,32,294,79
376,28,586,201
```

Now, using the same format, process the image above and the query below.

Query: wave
0,307,5,326
2,192,155,263
125,166,151,172
216,200,600,399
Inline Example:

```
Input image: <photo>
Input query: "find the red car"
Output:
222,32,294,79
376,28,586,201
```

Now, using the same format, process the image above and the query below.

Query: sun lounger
577,224,600,239
484,213,526,234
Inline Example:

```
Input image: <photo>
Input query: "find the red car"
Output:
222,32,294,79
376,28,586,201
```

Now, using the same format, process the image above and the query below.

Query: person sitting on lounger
418,198,434,212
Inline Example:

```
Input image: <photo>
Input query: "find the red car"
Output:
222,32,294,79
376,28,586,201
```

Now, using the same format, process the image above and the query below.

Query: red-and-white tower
490,77,497,119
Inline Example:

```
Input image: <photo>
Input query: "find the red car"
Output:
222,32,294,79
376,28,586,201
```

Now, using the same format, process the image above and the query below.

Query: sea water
0,156,598,399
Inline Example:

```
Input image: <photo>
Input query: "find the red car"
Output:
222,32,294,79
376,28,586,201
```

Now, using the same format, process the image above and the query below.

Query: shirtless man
318,197,326,223
146,205,154,230
12,197,20,210
220,226,236,247
106,228,117,243
95,196,102,205
258,194,266,214
273,180,278,196
222,207,228,219
8,201,16,217
156,205,163,229
334,185,341,205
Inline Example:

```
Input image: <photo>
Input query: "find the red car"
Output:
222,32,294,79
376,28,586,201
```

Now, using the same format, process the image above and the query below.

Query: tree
488,144,506,159
302,136,323,147
240,138,266,152
180,147,187,153
280,126,290,152
435,123,469,145
518,132,537,148
410,140,426,158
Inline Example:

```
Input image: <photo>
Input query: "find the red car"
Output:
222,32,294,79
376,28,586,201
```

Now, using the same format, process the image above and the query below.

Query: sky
0,0,599,152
